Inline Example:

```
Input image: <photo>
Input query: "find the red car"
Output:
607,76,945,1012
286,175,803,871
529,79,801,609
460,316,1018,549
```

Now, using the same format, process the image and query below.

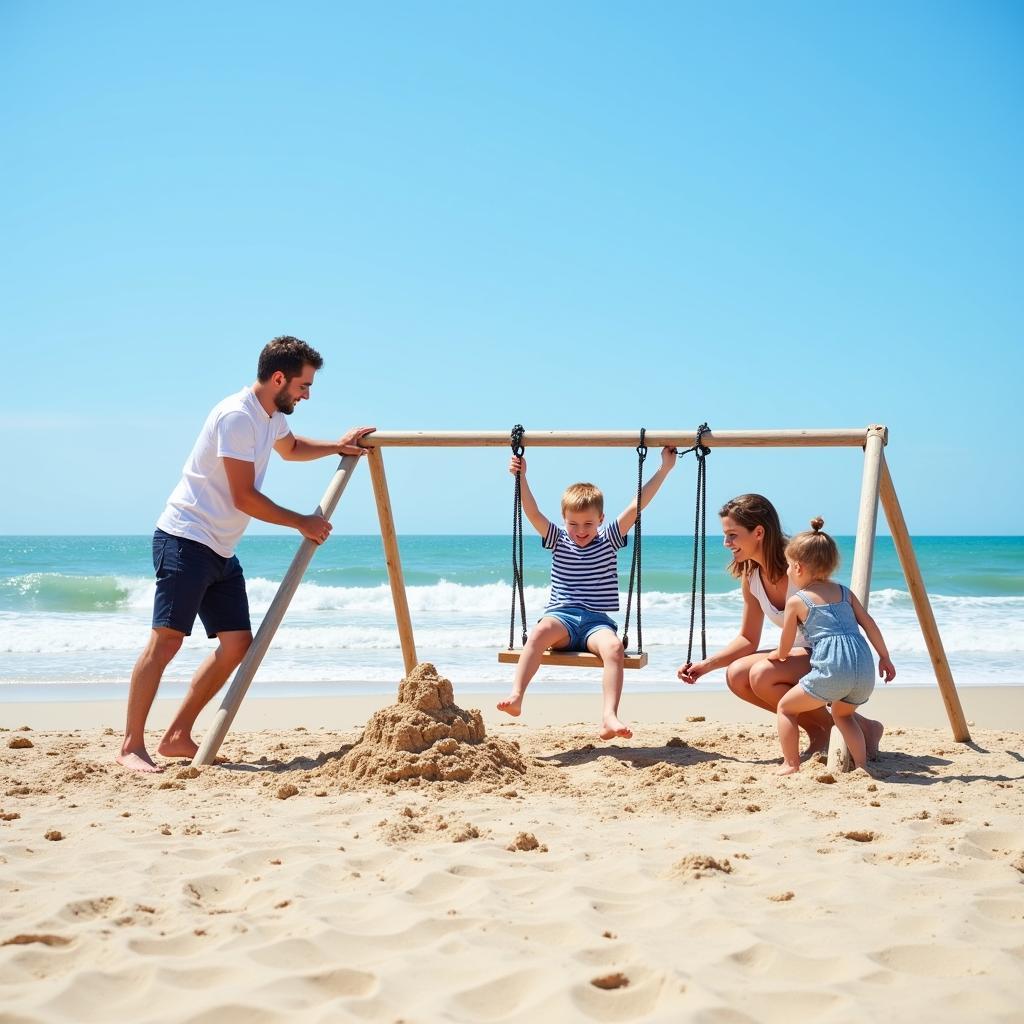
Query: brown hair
785,517,840,578
718,493,788,583
561,483,604,516
257,336,324,382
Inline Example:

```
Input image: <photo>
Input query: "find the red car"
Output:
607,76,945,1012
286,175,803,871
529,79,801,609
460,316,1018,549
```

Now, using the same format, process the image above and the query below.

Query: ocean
1,535,1022,703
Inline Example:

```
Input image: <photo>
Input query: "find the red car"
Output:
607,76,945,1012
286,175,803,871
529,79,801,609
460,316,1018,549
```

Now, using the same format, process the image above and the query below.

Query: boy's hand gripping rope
679,423,711,668
509,424,528,649
621,428,647,654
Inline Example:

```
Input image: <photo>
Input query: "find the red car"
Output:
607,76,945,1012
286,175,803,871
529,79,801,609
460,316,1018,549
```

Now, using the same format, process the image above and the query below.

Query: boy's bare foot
863,719,884,760
777,764,800,776
116,749,164,774
497,695,523,717
156,733,199,759
599,715,632,741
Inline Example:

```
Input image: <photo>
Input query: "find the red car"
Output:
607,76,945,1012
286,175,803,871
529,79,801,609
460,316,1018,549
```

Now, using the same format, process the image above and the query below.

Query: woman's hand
767,648,786,662
509,454,527,476
677,659,709,685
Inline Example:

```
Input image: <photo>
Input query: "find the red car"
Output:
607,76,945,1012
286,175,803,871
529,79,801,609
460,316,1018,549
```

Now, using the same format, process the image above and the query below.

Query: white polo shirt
156,387,291,557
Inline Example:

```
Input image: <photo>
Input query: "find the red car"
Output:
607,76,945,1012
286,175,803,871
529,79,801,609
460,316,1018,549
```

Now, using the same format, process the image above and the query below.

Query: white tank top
748,567,808,649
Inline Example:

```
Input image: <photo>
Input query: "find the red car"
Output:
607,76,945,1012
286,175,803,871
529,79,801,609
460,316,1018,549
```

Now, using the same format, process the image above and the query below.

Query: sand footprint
181,872,245,906
128,931,211,958
254,965,377,1005
870,943,1001,977
969,898,1024,924
248,935,342,971
450,968,559,1021
571,964,676,1021
57,896,118,922
41,964,160,1020
400,870,472,903
964,827,1024,853
176,1002,286,1024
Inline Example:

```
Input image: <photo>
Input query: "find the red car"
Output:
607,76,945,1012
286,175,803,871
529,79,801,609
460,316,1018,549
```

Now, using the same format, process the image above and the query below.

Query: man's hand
299,513,333,545
338,426,376,456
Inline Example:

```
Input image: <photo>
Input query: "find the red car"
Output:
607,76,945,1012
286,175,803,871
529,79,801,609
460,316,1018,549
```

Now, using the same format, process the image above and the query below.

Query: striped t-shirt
543,520,627,612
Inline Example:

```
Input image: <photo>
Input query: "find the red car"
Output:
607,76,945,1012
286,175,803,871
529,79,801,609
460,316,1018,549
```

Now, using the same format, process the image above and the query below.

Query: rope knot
636,426,648,459
695,422,711,460
510,424,525,457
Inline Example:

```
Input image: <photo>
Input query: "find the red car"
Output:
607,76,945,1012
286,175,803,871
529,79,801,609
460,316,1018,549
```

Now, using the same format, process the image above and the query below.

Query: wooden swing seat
497,650,648,669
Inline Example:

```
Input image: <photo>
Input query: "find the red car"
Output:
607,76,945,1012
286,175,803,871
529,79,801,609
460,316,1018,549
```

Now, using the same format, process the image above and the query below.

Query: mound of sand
333,663,527,785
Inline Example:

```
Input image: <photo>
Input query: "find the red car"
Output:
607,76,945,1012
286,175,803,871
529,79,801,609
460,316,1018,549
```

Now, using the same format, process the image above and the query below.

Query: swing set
192,425,970,768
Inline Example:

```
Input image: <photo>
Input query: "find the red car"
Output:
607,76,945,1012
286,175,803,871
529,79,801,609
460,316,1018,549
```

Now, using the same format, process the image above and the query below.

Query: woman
676,494,883,758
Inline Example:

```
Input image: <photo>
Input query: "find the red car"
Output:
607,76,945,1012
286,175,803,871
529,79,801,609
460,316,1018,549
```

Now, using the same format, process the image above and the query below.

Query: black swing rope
509,424,528,650
621,428,647,654
678,423,712,668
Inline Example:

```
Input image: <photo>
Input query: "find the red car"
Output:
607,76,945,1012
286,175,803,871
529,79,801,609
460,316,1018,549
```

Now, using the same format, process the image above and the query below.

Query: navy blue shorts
151,529,251,638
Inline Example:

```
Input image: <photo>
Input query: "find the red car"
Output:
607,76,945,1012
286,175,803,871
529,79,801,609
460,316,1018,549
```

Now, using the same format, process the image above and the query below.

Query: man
117,335,374,773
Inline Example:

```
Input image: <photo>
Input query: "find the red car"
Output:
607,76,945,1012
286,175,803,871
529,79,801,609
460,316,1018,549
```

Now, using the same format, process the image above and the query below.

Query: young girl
768,518,896,776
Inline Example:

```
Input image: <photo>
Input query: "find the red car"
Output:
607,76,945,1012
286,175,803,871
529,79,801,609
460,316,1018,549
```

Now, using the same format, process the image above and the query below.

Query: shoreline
4,683,1021,734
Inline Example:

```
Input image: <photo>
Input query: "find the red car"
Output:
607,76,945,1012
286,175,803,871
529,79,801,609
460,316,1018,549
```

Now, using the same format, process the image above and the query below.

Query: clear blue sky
3,1,1021,536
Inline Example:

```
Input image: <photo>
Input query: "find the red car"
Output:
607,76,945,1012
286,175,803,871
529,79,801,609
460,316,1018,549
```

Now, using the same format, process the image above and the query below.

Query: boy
497,447,677,739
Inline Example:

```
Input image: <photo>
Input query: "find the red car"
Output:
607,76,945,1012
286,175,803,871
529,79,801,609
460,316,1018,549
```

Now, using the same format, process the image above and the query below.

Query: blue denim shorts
801,672,875,707
543,607,618,652
151,529,251,638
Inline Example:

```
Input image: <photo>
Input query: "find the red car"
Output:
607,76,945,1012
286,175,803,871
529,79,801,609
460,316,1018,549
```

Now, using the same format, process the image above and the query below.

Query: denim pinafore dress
798,585,875,706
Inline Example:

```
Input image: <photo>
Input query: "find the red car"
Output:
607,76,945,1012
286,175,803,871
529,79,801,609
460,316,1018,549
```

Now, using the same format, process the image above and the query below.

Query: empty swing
497,425,650,669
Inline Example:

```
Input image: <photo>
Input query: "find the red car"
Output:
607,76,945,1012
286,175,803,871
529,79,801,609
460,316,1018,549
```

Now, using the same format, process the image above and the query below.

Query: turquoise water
1,534,1022,701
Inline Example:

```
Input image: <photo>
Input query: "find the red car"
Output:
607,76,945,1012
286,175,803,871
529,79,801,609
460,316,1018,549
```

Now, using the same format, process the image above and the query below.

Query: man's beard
273,392,296,415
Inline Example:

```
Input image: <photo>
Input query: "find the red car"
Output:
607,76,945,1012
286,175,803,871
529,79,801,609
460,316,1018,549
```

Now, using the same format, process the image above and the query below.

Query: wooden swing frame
193,426,971,766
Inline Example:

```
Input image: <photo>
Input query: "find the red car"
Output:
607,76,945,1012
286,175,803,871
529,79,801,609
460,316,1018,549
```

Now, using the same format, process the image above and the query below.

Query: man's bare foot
156,733,199,759
497,695,523,717
863,719,884,760
777,764,800,776
116,749,164,774
599,714,632,741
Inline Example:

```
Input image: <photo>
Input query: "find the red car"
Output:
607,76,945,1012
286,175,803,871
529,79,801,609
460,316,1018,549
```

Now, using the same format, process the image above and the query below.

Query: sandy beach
2,669,1022,1024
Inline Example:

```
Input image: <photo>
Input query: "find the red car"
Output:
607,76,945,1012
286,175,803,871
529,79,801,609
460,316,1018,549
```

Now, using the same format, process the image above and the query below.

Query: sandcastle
337,663,527,785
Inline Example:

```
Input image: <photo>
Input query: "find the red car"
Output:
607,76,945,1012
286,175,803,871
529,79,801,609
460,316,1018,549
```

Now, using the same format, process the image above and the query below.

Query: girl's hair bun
809,516,825,532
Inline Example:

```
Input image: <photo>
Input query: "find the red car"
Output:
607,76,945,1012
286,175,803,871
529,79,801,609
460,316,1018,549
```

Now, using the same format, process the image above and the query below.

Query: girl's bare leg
776,687,828,775
744,653,833,754
832,701,870,771
497,618,570,716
